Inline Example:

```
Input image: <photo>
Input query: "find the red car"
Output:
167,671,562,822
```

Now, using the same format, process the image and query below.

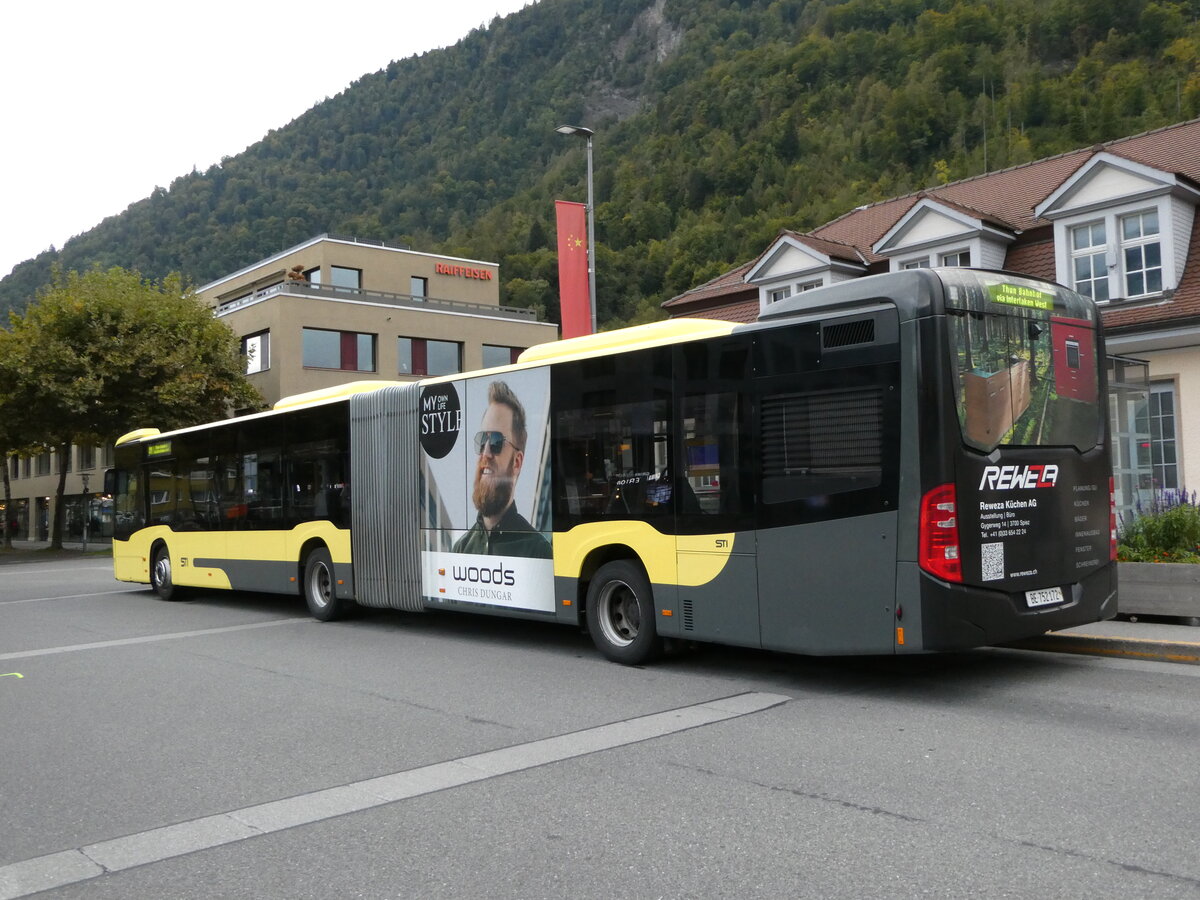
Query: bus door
675,389,758,649
752,322,900,655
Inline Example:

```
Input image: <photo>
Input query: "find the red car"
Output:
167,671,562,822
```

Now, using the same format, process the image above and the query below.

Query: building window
398,337,461,376
303,328,376,371
78,445,96,470
303,267,321,284
1071,222,1109,302
901,258,931,269
36,452,51,476
9,455,18,480
242,331,270,374
410,276,428,299
330,266,361,291
799,280,822,292
22,457,31,478
768,286,792,304
1139,382,1178,491
482,345,522,368
940,250,971,267
1121,210,1162,298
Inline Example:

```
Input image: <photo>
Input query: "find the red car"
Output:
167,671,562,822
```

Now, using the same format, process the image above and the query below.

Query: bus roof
517,318,736,365
113,380,403,447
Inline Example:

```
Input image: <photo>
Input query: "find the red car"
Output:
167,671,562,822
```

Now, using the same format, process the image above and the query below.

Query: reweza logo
979,464,1059,490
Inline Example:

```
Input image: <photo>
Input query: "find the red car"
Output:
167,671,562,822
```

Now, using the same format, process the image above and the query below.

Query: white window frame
899,256,932,270
1069,219,1109,302
1054,197,1175,303
1120,209,1163,298
768,285,792,304
939,249,971,267
1146,381,1179,491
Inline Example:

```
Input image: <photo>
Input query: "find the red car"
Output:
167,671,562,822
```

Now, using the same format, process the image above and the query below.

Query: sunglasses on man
473,430,523,455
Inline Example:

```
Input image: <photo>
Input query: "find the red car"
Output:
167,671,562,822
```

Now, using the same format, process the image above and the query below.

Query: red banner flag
555,200,591,339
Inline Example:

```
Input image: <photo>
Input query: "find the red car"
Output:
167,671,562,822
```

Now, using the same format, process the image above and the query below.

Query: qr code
981,542,1004,581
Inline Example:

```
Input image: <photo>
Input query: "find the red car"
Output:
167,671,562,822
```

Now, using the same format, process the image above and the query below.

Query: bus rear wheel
150,545,182,602
586,560,662,665
303,547,345,621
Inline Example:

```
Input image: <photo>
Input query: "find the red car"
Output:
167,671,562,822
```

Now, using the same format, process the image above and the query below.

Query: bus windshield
942,271,1102,453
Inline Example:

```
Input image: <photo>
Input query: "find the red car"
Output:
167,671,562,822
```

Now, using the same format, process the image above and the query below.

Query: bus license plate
1025,587,1065,609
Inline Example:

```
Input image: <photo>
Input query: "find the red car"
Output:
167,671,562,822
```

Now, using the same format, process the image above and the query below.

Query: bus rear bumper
918,563,1118,651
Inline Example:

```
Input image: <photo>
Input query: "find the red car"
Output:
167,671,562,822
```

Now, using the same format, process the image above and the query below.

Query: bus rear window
941,272,1102,452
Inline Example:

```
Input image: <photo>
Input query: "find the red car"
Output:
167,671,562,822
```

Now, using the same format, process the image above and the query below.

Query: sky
0,0,535,280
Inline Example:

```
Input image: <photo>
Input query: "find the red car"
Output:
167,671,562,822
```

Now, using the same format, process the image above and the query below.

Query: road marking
1,673,23,678
0,589,146,606
0,692,789,899
0,618,314,661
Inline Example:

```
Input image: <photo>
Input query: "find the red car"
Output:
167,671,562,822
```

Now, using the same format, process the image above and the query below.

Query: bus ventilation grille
682,597,694,631
823,319,875,348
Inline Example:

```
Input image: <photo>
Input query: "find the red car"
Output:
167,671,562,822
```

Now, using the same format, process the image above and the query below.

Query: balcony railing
215,280,538,321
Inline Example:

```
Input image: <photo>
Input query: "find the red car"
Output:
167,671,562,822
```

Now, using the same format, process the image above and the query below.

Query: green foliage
2,0,1200,326
0,266,262,547
1117,490,1200,563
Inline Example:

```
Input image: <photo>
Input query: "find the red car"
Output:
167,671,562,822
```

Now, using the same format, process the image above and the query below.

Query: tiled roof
683,298,761,322
661,261,756,309
774,230,869,265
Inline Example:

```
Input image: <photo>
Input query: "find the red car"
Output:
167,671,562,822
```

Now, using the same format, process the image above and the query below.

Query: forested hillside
3,0,1199,326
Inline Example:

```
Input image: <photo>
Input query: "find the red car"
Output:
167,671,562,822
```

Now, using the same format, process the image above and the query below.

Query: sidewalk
1007,617,1200,665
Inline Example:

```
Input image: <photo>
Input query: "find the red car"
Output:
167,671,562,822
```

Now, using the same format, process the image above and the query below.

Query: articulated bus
110,269,1117,664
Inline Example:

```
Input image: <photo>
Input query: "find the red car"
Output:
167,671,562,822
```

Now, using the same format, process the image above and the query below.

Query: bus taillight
1109,476,1118,561
919,483,962,582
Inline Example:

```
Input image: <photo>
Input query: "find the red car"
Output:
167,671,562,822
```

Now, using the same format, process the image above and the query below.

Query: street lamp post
555,124,597,335
80,473,90,553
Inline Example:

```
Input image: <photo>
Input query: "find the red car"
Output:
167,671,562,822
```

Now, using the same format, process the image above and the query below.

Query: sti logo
979,464,1059,490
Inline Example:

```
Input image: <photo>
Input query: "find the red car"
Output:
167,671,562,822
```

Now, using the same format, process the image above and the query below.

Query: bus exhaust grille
823,319,875,348
350,384,424,611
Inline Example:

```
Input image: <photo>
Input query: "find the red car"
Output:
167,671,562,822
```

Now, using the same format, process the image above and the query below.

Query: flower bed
1117,490,1200,624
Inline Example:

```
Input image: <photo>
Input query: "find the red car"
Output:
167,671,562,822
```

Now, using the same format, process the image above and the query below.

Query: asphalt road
2,557,1198,899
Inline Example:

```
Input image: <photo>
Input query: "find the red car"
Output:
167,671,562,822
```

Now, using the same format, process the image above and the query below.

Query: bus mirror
104,468,118,496
1027,321,1044,341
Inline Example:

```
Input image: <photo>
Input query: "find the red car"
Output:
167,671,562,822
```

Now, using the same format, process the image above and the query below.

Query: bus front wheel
303,547,345,621
586,560,662,665
150,545,181,602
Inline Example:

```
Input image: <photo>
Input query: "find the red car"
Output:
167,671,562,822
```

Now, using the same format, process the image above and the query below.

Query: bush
1117,489,1200,563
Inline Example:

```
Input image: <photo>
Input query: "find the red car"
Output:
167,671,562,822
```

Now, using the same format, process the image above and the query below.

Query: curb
1006,633,1200,665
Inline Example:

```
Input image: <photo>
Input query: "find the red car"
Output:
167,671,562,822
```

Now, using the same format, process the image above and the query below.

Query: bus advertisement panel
418,368,555,613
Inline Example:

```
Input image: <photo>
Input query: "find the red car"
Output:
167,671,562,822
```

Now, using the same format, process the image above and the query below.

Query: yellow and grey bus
110,269,1117,664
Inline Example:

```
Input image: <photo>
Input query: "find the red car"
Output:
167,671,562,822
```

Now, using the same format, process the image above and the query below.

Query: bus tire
303,547,344,621
150,545,181,602
586,560,662,665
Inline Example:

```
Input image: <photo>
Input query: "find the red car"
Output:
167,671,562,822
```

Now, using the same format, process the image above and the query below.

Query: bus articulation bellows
109,269,1117,664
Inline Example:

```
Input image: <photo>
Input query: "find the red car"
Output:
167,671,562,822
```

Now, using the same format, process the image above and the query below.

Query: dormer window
769,286,792,304
940,249,970,267
1037,153,1198,304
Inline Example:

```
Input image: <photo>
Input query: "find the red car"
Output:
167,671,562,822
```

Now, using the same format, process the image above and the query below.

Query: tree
0,266,262,549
